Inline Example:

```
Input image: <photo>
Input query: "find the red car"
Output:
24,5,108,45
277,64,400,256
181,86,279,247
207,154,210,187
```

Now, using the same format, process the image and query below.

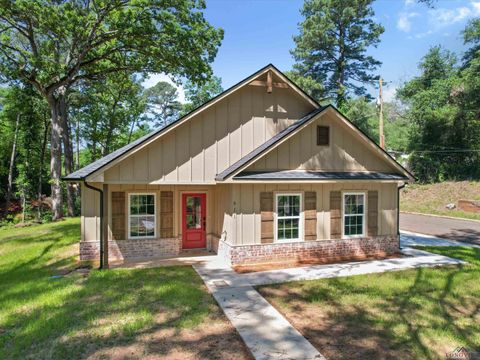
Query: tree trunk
47,95,64,220
75,116,80,170
4,113,20,216
37,118,49,221
59,92,75,217
128,118,136,143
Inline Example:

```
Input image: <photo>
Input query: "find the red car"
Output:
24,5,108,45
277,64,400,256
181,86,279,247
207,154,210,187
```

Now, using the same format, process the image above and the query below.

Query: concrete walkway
240,247,464,287
193,258,325,360
193,234,468,360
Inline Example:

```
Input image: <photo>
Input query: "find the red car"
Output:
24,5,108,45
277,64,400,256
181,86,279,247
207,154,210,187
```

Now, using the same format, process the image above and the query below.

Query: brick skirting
80,238,182,261
217,235,400,266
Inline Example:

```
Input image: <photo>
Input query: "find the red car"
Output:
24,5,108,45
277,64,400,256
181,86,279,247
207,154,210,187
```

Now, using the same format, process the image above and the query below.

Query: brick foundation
80,237,182,261
217,235,400,266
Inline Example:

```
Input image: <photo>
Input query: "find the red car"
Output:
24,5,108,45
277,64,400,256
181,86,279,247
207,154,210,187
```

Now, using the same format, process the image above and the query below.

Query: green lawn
401,181,480,221
0,218,251,360
259,246,480,360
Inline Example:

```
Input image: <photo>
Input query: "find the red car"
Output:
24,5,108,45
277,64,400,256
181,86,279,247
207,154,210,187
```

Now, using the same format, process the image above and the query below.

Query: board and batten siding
102,85,315,184
247,111,397,173
224,182,398,246
81,183,225,242
81,182,398,246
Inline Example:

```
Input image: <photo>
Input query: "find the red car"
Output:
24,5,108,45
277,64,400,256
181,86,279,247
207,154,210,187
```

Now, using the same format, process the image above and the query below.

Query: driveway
400,212,480,245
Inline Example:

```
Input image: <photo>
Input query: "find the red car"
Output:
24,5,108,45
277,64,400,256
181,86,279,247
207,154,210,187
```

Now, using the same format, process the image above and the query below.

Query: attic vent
317,126,329,146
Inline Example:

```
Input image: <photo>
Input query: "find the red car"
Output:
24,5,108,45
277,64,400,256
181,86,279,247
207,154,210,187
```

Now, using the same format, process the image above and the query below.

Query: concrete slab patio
239,247,465,287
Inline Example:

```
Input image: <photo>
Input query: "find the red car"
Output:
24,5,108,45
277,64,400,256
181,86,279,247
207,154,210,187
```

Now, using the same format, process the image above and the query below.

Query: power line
390,149,480,154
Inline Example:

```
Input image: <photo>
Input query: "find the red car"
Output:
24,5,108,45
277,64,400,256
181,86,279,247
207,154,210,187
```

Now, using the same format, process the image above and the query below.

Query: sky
143,0,480,103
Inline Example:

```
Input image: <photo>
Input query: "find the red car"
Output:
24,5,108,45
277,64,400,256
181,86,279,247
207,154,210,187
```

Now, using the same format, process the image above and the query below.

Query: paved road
400,212,480,245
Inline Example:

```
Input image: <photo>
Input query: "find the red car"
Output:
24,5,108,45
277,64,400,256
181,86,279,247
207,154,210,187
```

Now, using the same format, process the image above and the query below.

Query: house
65,64,414,268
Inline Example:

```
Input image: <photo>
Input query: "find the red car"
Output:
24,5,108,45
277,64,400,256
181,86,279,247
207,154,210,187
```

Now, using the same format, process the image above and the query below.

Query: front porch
109,249,217,269
80,183,226,263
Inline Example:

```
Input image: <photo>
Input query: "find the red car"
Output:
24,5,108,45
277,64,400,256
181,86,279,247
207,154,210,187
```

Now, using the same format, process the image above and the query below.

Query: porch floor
110,249,216,269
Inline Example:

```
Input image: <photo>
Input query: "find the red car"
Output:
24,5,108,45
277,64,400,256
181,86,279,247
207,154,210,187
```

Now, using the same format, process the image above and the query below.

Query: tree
398,45,480,182
291,0,384,107
182,75,223,114
0,0,223,219
284,70,325,102
0,85,50,219
143,81,182,128
71,73,147,162
341,97,377,139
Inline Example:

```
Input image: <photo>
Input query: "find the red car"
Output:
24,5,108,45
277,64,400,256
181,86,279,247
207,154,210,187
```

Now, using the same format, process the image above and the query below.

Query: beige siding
81,184,224,242
226,182,398,245
81,183,101,242
103,85,315,184
248,111,397,172
81,181,398,246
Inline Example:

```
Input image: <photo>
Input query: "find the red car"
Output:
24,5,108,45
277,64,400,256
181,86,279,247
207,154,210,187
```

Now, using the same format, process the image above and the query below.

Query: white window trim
128,192,157,240
342,191,366,239
274,192,303,242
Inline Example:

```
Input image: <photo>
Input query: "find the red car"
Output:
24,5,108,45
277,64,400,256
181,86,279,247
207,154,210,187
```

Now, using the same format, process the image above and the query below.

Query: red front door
182,193,206,249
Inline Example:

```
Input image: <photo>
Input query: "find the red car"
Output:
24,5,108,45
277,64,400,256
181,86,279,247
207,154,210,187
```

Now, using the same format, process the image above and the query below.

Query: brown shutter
260,192,274,243
160,191,174,238
304,191,317,240
111,192,126,240
330,191,341,239
367,191,378,237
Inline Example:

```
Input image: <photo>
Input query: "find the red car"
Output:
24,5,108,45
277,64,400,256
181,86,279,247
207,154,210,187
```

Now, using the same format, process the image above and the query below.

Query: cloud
405,0,415,6
431,7,471,25
414,30,434,39
428,2,480,29
397,12,419,32
472,1,480,14
382,85,397,102
142,73,186,103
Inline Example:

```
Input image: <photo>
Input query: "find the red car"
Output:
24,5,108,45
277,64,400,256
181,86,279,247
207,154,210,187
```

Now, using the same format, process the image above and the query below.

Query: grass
259,246,480,359
401,181,480,221
0,218,251,360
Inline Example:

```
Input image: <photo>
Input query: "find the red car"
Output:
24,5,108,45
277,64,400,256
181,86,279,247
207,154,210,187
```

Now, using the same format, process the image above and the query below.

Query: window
317,126,329,146
128,193,156,238
343,192,365,237
276,194,302,241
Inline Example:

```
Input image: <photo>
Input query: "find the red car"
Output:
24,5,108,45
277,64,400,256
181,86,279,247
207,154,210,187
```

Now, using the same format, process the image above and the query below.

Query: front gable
101,67,317,184
246,108,397,173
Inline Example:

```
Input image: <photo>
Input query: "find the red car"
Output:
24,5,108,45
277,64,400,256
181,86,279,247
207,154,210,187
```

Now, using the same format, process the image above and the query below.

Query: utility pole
378,77,385,149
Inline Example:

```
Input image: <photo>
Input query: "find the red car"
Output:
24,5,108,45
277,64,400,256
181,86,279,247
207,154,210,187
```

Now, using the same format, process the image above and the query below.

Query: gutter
83,180,105,270
397,182,406,237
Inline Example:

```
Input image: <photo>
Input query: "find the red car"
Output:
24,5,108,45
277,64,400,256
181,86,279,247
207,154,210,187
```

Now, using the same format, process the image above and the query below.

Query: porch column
102,183,109,269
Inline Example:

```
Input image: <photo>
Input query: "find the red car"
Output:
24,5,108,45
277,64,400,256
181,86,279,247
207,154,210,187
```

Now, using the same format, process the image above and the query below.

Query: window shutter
330,191,341,239
260,192,274,244
317,126,329,146
111,192,126,240
367,191,378,237
304,191,317,240
160,191,174,238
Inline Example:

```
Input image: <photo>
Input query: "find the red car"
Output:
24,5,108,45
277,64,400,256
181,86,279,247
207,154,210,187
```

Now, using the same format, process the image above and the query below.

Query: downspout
84,180,105,270
397,182,406,246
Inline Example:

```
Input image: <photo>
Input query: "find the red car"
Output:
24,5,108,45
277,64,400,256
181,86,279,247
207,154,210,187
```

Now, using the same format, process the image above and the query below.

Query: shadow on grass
0,220,251,359
259,246,480,360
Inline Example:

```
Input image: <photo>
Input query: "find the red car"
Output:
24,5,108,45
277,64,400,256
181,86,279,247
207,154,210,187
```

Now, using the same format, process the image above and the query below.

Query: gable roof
215,107,325,180
216,104,415,181
65,64,319,181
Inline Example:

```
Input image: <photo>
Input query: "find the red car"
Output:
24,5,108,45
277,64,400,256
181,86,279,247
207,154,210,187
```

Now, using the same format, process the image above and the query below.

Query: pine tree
291,0,384,107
